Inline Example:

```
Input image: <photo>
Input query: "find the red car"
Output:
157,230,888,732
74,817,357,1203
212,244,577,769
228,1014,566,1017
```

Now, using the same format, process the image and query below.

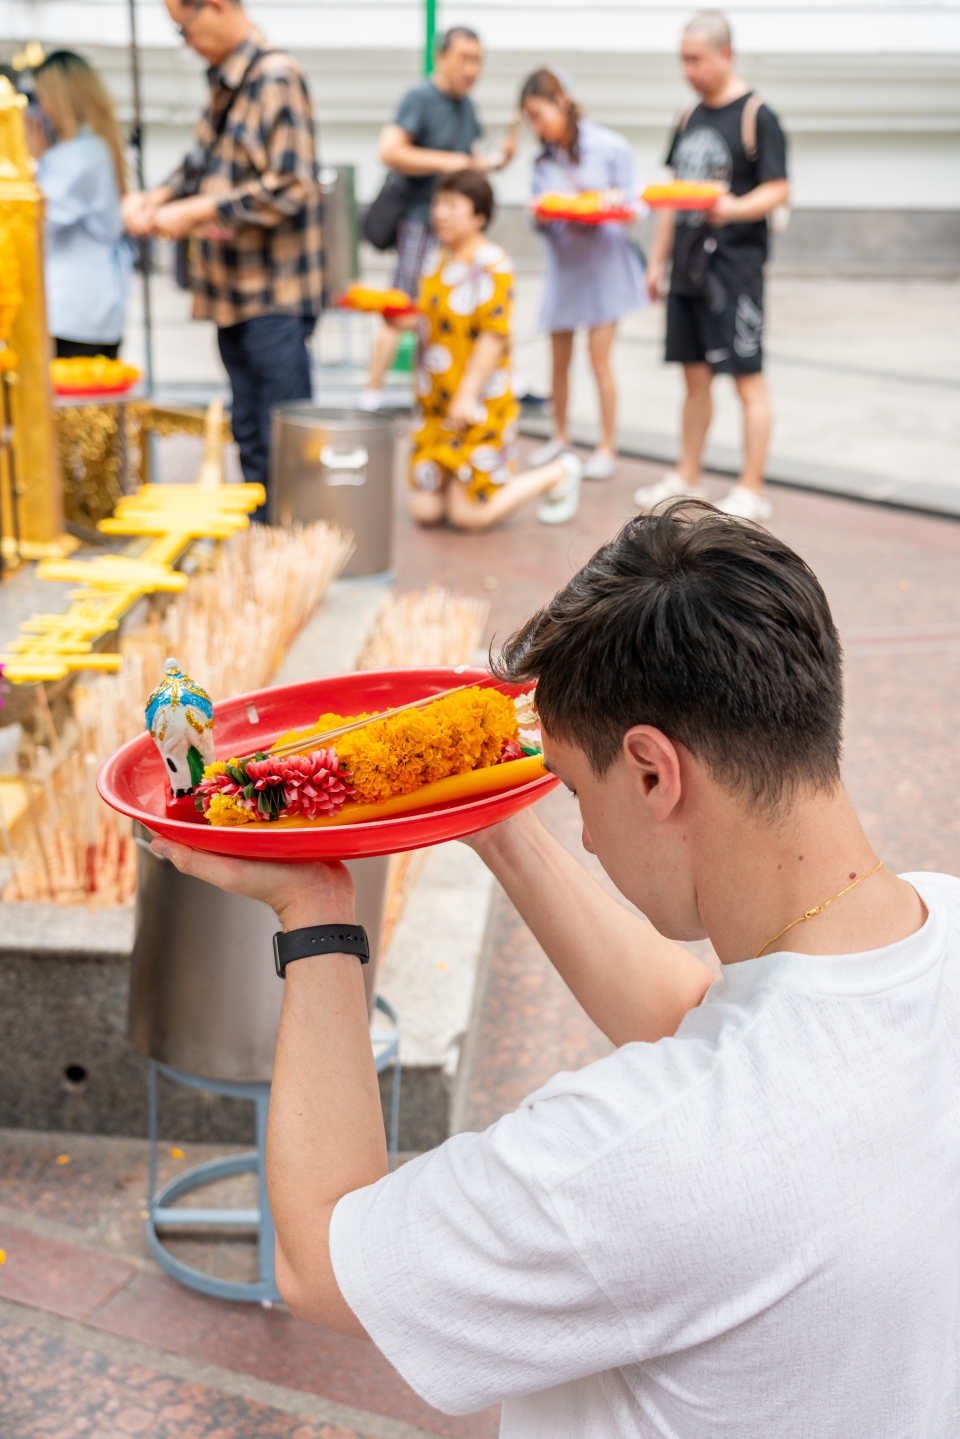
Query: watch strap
273,924,369,979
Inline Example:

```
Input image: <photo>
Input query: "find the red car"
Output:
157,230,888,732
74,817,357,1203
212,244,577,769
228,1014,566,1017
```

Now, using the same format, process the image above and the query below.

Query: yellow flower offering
50,356,142,392
536,190,609,217
338,284,415,315
274,686,519,807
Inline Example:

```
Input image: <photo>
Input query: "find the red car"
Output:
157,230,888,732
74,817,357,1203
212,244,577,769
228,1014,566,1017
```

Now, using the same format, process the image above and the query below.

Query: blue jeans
217,313,314,522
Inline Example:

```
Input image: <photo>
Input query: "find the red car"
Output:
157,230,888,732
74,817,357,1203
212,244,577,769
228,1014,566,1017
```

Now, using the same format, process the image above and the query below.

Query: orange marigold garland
199,686,524,826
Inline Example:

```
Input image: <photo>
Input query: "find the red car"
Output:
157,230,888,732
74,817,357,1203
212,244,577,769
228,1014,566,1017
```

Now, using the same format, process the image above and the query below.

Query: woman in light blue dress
28,51,131,359
521,70,645,480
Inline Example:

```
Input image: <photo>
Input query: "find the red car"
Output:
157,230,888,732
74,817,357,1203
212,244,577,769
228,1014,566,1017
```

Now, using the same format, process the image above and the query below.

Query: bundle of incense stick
357,587,491,961
358,587,489,671
1,521,352,907
0,721,137,908
74,518,352,752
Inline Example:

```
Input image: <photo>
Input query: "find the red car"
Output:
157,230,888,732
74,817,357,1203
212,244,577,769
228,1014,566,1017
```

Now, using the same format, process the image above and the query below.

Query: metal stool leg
147,1059,158,1208
145,1064,279,1305
145,999,401,1302
254,1086,276,1298
388,1051,401,1171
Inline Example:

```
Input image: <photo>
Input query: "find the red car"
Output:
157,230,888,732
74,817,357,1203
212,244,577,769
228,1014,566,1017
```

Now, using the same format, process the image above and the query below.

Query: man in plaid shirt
124,0,321,519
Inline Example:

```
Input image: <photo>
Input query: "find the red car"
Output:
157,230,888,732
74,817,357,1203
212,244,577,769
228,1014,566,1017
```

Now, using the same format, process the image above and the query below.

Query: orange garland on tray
335,284,418,319
641,181,722,210
194,685,541,828
50,356,142,395
534,190,635,224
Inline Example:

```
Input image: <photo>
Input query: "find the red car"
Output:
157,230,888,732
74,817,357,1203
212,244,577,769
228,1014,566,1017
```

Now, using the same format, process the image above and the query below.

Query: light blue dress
37,128,132,345
531,117,646,333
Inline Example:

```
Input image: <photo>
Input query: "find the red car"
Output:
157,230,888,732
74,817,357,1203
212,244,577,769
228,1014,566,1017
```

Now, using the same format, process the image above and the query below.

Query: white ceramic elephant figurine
145,658,216,797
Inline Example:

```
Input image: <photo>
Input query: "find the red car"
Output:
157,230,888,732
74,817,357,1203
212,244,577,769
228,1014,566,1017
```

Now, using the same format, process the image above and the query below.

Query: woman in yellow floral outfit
391,171,582,530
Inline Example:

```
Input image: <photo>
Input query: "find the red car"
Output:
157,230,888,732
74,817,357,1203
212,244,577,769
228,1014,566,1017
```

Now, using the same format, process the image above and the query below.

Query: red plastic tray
97,667,558,861
54,379,141,398
334,295,417,320
534,204,634,225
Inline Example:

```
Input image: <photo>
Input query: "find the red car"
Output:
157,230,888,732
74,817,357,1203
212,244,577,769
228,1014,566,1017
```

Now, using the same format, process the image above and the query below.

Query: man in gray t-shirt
361,26,514,408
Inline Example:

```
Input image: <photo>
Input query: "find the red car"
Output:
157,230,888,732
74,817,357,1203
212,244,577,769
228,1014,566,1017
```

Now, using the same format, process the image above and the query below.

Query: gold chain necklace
754,859,884,959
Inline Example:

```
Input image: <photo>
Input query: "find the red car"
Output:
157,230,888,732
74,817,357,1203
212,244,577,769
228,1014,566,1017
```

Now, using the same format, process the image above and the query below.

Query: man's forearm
472,810,715,1045
380,136,475,177
719,179,790,224
266,908,387,1334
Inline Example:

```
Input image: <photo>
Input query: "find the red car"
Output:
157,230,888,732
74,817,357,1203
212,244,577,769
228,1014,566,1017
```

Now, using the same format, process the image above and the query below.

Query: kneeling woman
397,171,581,530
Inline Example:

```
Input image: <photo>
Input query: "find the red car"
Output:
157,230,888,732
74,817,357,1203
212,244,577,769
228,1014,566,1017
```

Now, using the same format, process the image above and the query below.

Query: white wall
4,0,959,209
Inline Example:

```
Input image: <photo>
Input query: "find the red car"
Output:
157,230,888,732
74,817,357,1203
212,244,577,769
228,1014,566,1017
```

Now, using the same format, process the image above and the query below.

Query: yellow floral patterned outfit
409,240,520,505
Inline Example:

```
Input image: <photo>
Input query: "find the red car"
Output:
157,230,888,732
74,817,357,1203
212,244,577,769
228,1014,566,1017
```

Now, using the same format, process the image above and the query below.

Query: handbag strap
203,48,276,166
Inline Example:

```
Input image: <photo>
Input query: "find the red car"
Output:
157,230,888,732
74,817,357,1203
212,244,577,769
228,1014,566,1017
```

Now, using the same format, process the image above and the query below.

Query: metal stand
146,994,401,1304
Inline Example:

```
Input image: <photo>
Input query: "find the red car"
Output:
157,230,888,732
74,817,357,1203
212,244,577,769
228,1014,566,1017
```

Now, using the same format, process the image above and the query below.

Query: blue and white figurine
145,658,216,798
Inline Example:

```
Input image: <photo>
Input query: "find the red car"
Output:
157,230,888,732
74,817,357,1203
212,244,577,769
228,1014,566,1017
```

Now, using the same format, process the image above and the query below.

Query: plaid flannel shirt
165,31,322,327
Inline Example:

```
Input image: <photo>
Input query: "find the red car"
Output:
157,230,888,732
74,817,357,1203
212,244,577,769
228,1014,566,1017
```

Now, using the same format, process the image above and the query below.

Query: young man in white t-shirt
153,502,960,1438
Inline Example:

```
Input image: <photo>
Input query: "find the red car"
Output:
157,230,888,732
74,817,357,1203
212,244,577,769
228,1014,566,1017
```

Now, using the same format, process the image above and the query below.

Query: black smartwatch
273,924,370,979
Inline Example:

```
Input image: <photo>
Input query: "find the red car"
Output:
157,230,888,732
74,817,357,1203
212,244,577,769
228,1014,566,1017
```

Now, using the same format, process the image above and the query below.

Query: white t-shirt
330,871,960,1437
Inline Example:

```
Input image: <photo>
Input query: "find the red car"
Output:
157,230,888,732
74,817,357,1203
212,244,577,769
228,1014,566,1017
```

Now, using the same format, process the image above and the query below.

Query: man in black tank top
634,12,789,523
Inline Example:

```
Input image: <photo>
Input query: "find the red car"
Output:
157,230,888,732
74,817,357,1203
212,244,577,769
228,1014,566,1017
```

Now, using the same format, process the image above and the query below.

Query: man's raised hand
149,838,356,932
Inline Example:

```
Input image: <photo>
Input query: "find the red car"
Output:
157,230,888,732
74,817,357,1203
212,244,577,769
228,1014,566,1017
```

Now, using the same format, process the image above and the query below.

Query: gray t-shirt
394,80,482,225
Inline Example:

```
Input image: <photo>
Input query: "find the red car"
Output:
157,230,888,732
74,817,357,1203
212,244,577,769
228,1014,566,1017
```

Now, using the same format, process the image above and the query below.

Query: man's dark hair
434,169,494,225
439,26,481,52
493,501,842,808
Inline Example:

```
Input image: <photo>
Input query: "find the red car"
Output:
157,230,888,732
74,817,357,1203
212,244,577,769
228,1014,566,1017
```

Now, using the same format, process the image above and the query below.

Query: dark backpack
362,171,417,251
675,93,790,235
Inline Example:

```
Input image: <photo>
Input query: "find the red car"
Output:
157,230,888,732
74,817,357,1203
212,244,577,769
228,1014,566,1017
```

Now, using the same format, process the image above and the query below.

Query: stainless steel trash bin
270,406,397,579
129,841,390,1082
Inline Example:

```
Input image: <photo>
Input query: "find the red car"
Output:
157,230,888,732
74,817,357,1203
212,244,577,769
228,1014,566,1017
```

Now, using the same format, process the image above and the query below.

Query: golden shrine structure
0,77,265,687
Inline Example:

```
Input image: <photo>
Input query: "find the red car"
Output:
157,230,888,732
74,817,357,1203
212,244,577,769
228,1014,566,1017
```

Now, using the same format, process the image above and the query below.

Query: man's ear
622,725,683,819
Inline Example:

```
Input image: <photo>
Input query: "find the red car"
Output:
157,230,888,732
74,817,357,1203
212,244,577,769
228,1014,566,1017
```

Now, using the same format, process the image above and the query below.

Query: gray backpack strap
741,93,763,162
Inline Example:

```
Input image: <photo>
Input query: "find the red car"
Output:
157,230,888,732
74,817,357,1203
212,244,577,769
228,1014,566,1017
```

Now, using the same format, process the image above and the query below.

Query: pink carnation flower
197,748,355,822
250,749,355,820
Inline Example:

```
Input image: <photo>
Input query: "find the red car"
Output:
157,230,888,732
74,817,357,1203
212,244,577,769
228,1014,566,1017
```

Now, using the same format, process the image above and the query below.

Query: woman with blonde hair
28,50,132,358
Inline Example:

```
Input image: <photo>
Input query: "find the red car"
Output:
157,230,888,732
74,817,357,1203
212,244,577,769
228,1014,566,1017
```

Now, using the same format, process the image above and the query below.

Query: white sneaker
537,452,582,525
632,470,706,512
528,436,568,467
716,484,773,521
583,450,617,481
358,388,384,412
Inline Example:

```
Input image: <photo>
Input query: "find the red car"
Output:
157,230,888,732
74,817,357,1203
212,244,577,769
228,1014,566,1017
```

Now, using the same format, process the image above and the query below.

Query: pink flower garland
197,748,355,822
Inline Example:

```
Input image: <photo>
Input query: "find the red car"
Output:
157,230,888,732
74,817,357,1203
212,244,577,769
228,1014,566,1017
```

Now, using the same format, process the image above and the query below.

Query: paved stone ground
124,267,960,516
5,440,960,1430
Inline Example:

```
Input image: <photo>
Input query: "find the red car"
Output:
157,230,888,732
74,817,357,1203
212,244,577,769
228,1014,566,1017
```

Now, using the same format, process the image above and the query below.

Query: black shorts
665,289,764,376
